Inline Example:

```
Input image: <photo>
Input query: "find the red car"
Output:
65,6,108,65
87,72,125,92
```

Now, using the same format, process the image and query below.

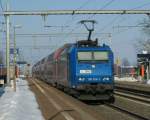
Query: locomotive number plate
80,70,92,74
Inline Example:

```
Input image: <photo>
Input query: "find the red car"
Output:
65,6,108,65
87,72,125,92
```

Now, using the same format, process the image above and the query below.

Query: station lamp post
5,0,10,84
13,25,22,91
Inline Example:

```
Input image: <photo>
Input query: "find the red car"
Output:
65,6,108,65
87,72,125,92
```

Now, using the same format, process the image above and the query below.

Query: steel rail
115,86,150,98
105,103,150,120
0,10,150,16
114,91,150,104
115,88,150,98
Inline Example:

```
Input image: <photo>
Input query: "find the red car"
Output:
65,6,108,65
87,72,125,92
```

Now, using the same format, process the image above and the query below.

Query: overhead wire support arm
0,10,150,16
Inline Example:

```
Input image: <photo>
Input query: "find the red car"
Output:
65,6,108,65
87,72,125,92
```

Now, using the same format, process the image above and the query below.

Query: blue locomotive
32,20,114,102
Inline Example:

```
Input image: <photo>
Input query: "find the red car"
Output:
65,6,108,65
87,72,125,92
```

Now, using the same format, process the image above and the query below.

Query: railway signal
137,53,150,81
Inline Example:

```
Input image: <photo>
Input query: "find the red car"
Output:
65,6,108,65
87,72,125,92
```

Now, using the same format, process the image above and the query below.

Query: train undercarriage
54,82,115,103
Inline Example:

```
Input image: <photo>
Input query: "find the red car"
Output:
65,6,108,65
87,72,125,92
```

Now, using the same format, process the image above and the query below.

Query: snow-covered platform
0,78,44,120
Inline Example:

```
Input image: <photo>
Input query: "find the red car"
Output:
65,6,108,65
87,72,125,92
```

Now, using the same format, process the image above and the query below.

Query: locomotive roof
53,43,111,59
33,42,112,67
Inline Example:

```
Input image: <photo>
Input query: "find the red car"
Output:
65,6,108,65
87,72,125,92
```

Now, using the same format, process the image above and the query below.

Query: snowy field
0,78,44,120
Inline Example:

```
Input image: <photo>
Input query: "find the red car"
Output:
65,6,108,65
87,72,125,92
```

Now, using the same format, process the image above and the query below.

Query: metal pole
149,61,150,81
147,59,150,81
5,1,10,84
1,10,150,16
13,27,16,91
146,65,149,81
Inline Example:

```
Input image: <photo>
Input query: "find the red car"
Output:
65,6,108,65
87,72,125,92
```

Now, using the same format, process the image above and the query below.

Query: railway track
114,84,150,104
90,86,150,120
112,86,150,120
114,90,150,104
115,85,150,98
105,103,149,120
30,78,150,120
90,99,150,120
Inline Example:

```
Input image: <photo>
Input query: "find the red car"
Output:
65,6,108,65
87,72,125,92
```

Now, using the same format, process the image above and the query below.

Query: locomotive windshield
77,52,92,61
77,51,109,61
93,51,108,60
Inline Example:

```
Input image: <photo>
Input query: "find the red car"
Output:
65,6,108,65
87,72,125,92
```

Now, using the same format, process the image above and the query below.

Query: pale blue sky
0,0,150,65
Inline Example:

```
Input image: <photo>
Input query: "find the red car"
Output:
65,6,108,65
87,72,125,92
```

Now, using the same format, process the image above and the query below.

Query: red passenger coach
53,47,64,86
53,45,69,87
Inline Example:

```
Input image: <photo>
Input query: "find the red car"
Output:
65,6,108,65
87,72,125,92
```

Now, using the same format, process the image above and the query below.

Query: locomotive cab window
77,52,92,61
77,51,109,62
93,51,108,61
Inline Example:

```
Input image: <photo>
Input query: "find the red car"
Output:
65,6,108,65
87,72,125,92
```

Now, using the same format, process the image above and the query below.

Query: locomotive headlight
79,77,85,81
92,65,95,68
103,77,110,81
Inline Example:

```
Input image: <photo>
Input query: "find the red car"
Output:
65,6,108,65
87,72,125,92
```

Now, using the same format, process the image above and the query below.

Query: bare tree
136,17,150,53
141,17,150,36
122,58,130,66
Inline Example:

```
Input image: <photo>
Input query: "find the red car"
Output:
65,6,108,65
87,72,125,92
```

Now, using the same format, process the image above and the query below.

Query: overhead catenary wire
64,0,115,27
63,0,92,27
62,0,116,42
59,1,150,44
97,0,150,34
0,0,3,11
132,1,150,10
111,22,150,37
87,0,115,19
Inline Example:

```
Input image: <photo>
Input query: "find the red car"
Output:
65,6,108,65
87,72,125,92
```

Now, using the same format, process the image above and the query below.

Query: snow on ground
115,77,139,82
147,80,150,85
115,77,150,85
0,78,44,120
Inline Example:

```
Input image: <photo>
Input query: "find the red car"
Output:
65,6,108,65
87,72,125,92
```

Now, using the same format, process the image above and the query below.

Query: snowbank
0,78,44,120
115,77,138,82
147,80,150,85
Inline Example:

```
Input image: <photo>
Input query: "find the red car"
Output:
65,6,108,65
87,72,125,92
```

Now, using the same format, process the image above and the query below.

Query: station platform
0,78,44,120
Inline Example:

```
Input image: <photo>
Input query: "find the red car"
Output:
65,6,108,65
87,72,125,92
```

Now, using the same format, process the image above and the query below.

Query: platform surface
0,78,44,120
